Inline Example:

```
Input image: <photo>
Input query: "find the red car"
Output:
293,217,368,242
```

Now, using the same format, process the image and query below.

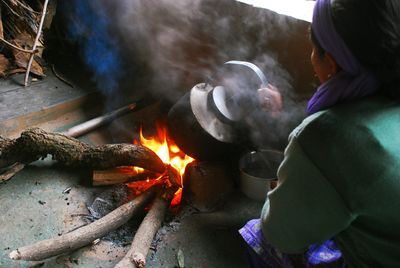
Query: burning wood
4,122,190,264
0,128,166,174
92,167,158,186
115,167,180,268
9,185,160,261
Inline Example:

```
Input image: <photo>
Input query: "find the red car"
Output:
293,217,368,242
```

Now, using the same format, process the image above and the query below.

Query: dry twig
24,0,49,86
0,37,37,53
11,0,41,14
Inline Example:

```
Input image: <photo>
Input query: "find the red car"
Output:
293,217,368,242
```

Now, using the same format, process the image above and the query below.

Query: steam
62,0,310,149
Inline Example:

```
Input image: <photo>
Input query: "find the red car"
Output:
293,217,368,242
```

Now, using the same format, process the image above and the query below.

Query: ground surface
0,161,261,268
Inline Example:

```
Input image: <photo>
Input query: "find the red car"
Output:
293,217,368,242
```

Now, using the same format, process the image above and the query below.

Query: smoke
62,0,124,98
62,0,310,149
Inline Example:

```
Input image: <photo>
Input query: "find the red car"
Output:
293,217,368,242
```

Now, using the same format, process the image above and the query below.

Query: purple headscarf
307,0,380,114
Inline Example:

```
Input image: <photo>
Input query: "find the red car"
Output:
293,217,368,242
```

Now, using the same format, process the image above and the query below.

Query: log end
114,257,135,268
133,253,146,268
9,249,21,260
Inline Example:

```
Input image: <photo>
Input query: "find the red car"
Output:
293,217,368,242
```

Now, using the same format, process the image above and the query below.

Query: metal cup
239,149,283,201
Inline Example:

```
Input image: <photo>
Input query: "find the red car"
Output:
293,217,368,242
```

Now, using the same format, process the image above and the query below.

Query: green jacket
261,95,400,268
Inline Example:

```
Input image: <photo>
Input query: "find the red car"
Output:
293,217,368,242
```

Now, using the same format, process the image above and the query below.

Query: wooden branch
1,0,22,18
24,0,49,86
0,128,166,174
0,163,25,182
12,0,41,14
9,185,160,261
0,103,140,183
0,37,37,53
0,4,3,39
114,185,178,268
93,168,157,186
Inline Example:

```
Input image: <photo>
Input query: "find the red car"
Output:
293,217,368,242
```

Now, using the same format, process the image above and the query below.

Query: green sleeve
260,133,356,254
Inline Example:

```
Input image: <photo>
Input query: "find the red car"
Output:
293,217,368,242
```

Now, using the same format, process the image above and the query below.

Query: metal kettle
167,61,268,160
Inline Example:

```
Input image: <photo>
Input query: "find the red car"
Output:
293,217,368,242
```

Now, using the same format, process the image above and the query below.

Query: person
240,0,400,267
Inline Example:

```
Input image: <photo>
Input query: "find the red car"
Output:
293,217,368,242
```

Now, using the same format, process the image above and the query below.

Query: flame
134,125,194,178
132,124,195,205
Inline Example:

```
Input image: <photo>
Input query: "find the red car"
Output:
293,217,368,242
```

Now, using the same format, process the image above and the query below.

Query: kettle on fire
167,60,269,160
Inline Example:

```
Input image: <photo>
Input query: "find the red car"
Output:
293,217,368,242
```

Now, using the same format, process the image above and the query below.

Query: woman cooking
240,0,400,267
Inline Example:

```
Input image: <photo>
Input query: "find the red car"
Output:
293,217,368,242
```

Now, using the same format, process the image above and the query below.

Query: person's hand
257,84,283,117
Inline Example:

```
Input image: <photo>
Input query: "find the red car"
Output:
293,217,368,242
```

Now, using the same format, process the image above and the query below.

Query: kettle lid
190,83,237,143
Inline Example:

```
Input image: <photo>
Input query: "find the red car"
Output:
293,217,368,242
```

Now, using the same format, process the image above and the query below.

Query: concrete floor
0,157,262,268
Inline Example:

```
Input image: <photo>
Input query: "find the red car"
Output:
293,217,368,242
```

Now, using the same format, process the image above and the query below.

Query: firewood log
9,184,161,261
0,128,165,174
114,183,178,268
92,168,158,186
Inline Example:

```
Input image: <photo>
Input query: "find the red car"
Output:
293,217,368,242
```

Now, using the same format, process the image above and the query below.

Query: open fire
129,123,195,206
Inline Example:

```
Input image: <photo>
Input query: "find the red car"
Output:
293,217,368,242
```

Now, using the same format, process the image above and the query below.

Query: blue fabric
307,240,343,265
307,0,380,114
240,219,346,268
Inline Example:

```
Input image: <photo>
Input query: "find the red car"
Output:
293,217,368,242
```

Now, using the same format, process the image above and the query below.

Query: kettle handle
224,60,269,88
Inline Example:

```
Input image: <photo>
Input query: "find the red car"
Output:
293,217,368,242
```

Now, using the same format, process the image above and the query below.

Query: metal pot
167,61,268,160
239,149,283,201
167,83,238,160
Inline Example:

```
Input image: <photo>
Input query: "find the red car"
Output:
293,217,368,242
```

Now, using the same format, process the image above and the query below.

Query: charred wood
92,168,158,186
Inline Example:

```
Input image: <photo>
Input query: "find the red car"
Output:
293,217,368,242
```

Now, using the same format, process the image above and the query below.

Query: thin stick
114,186,178,268
0,102,138,182
0,163,25,182
1,0,22,18
12,0,41,14
0,4,3,39
9,185,160,261
51,64,73,88
24,0,49,86
60,103,137,137
0,37,37,53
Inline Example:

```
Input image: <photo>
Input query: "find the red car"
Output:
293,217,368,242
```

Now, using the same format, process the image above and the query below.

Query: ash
86,184,145,246
149,205,199,259
85,185,199,249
